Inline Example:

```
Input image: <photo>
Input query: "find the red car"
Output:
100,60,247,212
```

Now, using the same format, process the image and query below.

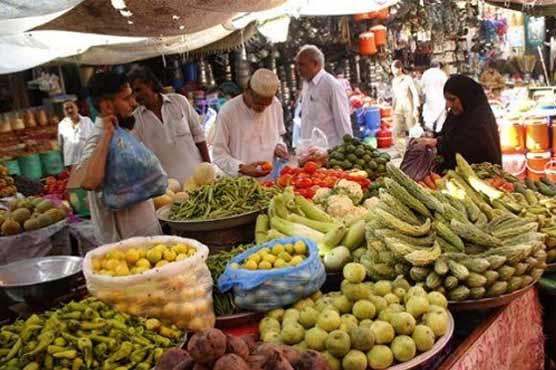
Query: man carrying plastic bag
78,71,165,244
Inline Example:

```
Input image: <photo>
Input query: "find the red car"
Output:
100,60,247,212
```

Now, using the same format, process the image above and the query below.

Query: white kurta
212,95,285,177
133,93,205,184
58,115,95,166
299,69,352,148
421,67,448,132
79,118,162,244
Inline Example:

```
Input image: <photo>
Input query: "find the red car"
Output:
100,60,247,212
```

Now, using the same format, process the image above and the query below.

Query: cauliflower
334,179,363,205
363,197,379,210
312,187,331,205
325,194,355,218
341,206,368,225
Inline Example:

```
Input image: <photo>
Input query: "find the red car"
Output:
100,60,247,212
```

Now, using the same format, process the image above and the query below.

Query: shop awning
486,0,556,15
298,0,398,16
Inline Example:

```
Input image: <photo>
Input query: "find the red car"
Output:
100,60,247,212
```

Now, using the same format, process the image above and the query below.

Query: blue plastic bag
218,237,326,312
102,128,168,211
268,158,288,182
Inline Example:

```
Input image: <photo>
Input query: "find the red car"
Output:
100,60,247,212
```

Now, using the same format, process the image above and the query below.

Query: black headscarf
435,75,501,172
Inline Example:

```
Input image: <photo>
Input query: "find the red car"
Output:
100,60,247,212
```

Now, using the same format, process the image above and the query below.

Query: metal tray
215,311,264,330
448,279,538,311
387,310,454,370
156,205,262,232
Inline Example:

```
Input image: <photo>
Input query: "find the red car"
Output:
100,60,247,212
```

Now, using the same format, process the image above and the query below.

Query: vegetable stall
0,135,548,370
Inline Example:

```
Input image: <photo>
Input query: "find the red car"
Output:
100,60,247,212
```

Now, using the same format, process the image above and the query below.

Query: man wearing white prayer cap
212,69,289,177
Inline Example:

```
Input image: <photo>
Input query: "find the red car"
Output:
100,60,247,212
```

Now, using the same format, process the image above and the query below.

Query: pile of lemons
92,243,197,276
234,240,309,270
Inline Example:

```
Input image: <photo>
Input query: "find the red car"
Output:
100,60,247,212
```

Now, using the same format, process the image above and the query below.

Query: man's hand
274,144,289,159
417,137,437,148
102,115,117,139
239,162,272,177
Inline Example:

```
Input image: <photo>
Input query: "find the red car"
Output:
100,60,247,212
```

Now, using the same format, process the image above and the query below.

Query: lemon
285,244,295,254
186,248,197,256
231,262,240,269
172,243,188,254
91,258,102,271
248,254,261,264
125,248,140,265
163,250,177,262
156,260,169,268
290,255,304,266
137,248,146,259
176,253,188,261
153,244,168,254
278,252,292,262
259,261,272,270
105,259,120,271
259,247,271,255
274,259,287,268
114,263,130,276
146,249,162,264
294,241,307,255
136,258,151,268
245,260,258,270
264,254,277,264
272,244,285,255
106,250,125,260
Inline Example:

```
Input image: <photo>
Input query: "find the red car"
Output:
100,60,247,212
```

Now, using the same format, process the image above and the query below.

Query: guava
342,350,368,370
367,345,394,369
393,287,407,300
322,351,341,370
299,306,319,329
295,341,309,352
406,295,430,319
370,321,395,344
404,285,428,304
343,262,367,283
384,293,400,305
305,327,328,351
388,303,404,313
315,296,335,312
427,291,448,309
392,276,411,290
342,282,371,301
281,322,305,345
352,300,376,320
374,280,393,296
369,295,388,313
391,335,417,362
341,314,359,332
262,331,282,344
259,317,280,335
425,310,449,337
267,308,285,321
283,308,300,324
428,304,447,314
326,330,351,357
412,324,435,351
350,326,375,351
332,295,353,314
390,312,416,336
359,319,374,328
317,310,341,332
293,298,314,310
377,308,394,323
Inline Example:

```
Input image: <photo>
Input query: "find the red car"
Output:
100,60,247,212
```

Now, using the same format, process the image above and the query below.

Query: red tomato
298,187,316,199
294,178,313,189
303,161,319,174
261,181,274,187
280,166,294,175
277,174,292,188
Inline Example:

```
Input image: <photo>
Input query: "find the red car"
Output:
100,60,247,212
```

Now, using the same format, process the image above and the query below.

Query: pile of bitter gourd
0,297,182,370
360,154,547,302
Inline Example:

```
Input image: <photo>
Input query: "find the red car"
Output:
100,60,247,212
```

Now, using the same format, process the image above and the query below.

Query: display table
68,219,100,256
438,288,544,370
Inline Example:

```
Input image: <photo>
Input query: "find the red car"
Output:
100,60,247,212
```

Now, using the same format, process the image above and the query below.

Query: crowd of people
60,44,504,245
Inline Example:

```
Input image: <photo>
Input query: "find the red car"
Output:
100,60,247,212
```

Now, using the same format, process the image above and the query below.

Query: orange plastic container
372,8,390,20
371,25,387,46
545,160,556,182
499,118,525,154
354,13,373,22
359,32,377,55
526,151,551,181
525,116,549,152
552,125,556,153
502,154,527,181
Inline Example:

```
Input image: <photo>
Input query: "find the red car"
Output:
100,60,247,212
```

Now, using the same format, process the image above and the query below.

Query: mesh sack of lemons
218,237,326,312
83,236,215,331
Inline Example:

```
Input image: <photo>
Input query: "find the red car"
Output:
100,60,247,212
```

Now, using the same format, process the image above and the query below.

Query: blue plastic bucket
355,108,366,124
183,63,198,82
365,106,381,132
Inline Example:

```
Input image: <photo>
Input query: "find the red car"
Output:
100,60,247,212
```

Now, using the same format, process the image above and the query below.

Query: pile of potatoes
155,328,331,370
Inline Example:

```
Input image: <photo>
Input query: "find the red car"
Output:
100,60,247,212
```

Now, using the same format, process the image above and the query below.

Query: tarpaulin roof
486,0,556,15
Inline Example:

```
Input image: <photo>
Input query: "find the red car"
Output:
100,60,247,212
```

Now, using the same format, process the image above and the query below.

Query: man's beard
118,115,136,130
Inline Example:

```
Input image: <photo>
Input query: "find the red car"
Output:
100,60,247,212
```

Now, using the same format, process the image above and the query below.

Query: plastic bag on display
400,138,435,182
102,128,168,211
218,237,326,312
83,236,215,331
296,127,329,167
268,158,288,181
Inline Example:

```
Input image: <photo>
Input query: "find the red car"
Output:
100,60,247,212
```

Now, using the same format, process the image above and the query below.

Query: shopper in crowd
79,71,161,244
391,60,421,140
58,100,95,169
480,61,505,98
421,60,448,133
295,45,352,148
129,66,211,184
417,75,501,172
212,69,288,178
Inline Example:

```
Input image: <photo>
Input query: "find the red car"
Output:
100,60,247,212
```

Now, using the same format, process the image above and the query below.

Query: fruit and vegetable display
155,328,331,370
360,155,547,301
326,136,391,181
275,162,371,199
169,177,278,221
42,171,69,198
0,297,183,370
207,244,251,316
260,263,451,370
1,196,66,236
0,164,16,198
91,242,198,276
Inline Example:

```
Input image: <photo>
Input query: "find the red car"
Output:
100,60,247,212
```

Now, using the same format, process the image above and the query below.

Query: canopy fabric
35,0,287,37
298,0,398,16
0,0,83,20
486,0,556,14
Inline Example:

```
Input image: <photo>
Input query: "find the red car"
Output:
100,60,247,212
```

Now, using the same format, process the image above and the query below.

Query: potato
191,364,210,370
171,358,195,370
187,329,227,365
247,354,268,370
240,333,259,353
155,348,191,370
213,354,250,370
296,350,331,370
264,350,295,370
276,345,301,367
226,335,249,360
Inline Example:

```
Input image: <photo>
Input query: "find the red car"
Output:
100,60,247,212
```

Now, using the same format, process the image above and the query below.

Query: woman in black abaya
418,75,502,172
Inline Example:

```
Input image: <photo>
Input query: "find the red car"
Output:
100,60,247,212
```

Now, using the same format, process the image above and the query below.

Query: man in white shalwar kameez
212,69,288,178
421,60,448,133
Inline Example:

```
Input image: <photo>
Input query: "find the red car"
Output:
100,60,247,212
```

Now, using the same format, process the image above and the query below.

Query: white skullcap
250,69,279,98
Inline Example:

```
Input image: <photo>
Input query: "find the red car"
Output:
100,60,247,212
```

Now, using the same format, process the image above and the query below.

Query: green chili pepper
3,338,22,362
43,354,54,369
52,350,77,359
71,357,83,370
22,362,40,370
109,341,133,362
77,337,92,368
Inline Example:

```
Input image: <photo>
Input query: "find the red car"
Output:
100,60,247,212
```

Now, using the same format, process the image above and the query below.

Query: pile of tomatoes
272,161,371,198
42,171,69,198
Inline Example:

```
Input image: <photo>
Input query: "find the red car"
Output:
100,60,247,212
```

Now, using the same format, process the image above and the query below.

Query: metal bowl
0,256,84,305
